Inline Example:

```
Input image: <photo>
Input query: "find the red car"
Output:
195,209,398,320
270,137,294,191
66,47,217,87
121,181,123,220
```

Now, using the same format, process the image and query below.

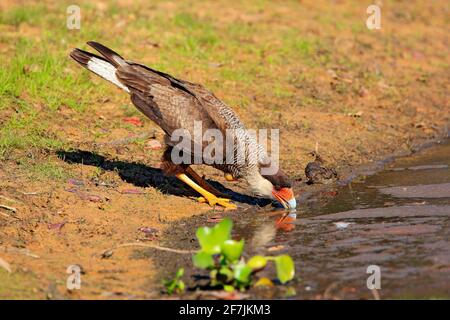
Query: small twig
0,195,20,203
0,247,40,258
0,204,17,213
21,192,40,195
101,242,196,256
0,204,20,220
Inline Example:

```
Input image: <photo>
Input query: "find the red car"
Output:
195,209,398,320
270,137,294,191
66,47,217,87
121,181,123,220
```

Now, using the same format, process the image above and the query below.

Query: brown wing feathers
70,41,241,149
69,48,106,67
86,41,126,67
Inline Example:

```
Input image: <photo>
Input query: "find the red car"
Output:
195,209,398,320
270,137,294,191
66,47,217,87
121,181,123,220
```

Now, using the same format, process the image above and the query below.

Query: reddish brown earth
0,0,448,299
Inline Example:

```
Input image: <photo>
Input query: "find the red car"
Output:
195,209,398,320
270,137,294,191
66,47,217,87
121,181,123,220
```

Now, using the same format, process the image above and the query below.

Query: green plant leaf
176,267,184,278
247,255,267,270
254,277,274,287
177,280,185,292
221,239,244,262
196,218,232,254
163,268,186,295
233,263,252,284
192,251,215,269
274,255,295,284
224,284,235,292
209,269,218,286
218,266,234,282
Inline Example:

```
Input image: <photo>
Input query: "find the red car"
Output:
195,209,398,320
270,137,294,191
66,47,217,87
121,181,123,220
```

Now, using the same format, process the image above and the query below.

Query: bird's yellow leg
176,173,237,209
185,167,229,198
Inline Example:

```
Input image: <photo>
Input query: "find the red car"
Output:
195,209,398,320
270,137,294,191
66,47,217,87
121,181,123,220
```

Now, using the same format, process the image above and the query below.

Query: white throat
245,170,273,198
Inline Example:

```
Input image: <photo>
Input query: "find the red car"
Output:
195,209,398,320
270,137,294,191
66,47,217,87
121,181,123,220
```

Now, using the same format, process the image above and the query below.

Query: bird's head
307,151,323,163
247,168,296,209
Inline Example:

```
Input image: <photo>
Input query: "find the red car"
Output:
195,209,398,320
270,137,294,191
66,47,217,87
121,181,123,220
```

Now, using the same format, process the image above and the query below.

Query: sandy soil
0,0,449,299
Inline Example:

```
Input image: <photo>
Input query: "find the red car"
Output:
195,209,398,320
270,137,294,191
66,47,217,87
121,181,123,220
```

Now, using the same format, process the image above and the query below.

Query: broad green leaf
221,239,244,262
196,218,233,254
233,263,252,284
247,255,267,270
274,255,295,284
192,251,215,269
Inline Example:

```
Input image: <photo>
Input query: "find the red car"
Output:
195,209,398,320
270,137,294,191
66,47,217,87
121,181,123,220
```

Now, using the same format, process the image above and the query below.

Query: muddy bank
155,138,450,299
0,130,449,300
297,130,450,203
1,0,450,300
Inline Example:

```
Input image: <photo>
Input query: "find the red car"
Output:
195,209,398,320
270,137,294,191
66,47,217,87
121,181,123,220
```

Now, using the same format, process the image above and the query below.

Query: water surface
161,140,450,299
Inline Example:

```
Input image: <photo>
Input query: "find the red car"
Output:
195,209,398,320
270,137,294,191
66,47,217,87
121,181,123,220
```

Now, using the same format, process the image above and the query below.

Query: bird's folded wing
179,80,246,132
119,62,245,133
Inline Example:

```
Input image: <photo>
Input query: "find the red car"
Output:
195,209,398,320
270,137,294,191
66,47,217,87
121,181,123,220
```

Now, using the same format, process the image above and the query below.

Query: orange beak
272,187,297,209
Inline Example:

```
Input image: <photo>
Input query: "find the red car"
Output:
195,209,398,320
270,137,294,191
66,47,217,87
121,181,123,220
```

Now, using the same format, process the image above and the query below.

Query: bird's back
71,42,266,176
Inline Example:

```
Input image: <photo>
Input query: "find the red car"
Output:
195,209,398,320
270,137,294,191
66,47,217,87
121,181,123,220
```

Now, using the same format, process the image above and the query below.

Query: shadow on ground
57,149,272,207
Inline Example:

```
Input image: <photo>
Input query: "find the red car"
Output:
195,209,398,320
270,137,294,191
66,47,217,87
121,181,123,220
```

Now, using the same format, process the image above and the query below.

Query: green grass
0,270,41,299
0,36,93,158
0,4,45,26
0,3,112,158
0,106,64,160
26,160,72,181
0,38,92,111
0,1,349,159
0,0,447,165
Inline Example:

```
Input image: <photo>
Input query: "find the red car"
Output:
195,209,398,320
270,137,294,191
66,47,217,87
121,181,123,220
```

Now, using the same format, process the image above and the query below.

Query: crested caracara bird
70,42,296,209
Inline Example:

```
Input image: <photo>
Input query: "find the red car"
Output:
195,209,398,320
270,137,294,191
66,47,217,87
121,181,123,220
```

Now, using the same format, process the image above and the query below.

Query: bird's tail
70,41,130,93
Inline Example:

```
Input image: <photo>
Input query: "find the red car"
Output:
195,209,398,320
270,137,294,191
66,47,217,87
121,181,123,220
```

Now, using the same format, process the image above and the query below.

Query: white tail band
86,57,130,93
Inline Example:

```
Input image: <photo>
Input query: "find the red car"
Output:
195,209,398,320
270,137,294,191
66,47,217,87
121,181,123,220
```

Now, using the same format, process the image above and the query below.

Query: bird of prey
70,41,296,209
305,151,338,184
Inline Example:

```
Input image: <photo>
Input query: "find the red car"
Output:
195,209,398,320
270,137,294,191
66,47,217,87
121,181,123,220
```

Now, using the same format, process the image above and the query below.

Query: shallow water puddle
162,140,450,299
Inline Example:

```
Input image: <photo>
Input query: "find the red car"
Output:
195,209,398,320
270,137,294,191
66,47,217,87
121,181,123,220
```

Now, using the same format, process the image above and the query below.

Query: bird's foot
197,196,237,209
224,173,236,182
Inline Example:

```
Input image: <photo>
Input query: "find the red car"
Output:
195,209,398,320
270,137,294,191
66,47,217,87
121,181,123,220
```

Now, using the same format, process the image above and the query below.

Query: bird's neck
245,169,272,198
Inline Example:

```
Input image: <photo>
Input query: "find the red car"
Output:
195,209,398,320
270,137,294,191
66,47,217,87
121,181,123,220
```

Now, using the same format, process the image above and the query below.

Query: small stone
48,222,66,231
101,250,114,259
87,195,103,202
334,221,352,229
138,227,159,237
145,139,162,150
358,87,369,97
68,179,84,186
267,245,285,252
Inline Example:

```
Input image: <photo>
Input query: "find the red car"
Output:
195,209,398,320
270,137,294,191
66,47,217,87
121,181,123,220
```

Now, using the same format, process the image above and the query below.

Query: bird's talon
224,173,236,181
197,197,207,203
205,196,236,209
